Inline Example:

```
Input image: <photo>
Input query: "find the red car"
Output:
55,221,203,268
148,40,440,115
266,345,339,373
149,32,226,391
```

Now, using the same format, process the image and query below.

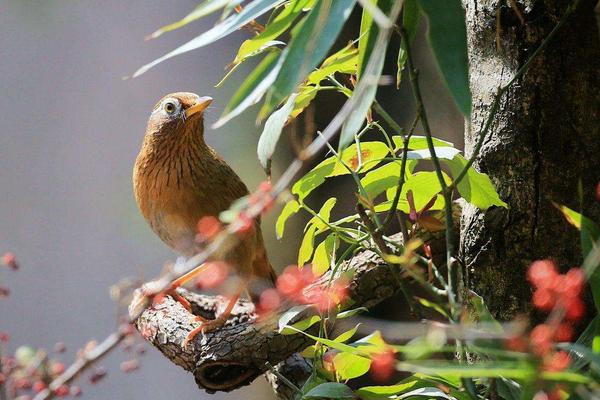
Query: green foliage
260,0,356,119
417,0,471,116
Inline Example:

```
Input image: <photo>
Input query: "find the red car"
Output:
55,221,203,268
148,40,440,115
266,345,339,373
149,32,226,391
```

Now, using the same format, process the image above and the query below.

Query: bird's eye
163,101,177,114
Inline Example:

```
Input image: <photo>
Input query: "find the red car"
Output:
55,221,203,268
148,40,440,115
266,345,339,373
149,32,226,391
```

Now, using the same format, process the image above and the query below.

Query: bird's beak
185,96,213,118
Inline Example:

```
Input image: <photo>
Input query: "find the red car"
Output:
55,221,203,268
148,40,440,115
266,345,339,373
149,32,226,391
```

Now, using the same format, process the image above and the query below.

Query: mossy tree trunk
460,0,600,319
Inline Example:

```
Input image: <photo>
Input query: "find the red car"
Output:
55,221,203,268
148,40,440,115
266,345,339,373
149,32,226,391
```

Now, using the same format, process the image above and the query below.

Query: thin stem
265,362,302,394
400,26,458,312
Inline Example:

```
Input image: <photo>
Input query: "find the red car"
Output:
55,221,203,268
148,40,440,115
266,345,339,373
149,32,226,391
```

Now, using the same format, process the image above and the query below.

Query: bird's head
145,92,213,139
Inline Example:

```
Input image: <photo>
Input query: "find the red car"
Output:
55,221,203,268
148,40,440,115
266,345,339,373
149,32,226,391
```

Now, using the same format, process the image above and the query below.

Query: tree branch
132,235,407,397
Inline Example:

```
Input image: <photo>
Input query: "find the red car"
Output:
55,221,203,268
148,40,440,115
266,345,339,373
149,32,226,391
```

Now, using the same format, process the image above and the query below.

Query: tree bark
461,0,600,319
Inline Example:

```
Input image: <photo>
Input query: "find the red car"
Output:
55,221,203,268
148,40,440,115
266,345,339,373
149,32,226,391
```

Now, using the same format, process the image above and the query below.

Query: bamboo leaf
417,0,471,116
396,0,420,87
147,0,244,39
134,0,286,78
257,93,298,170
213,51,283,128
260,0,357,119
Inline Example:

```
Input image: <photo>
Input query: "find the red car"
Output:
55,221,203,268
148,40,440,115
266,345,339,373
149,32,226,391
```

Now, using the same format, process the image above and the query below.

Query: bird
133,92,277,344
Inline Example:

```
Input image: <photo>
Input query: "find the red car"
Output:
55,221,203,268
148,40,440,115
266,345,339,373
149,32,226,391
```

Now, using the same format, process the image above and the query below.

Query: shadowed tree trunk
460,0,600,319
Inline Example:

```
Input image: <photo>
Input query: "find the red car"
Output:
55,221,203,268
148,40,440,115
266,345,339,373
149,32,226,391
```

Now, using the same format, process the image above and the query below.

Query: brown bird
133,92,276,344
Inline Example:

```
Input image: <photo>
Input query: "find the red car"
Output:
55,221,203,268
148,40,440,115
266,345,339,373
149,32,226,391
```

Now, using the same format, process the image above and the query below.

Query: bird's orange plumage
133,92,276,306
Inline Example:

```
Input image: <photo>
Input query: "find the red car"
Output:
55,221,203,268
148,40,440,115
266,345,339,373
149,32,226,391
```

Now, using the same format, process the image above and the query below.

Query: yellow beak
185,96,213,118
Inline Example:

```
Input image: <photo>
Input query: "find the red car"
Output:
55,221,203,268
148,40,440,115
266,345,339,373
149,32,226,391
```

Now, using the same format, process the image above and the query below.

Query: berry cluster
506,259,587,398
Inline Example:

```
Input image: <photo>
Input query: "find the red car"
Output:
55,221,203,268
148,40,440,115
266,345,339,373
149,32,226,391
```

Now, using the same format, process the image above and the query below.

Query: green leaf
234,0,309,62
308,197,338,232
257,93,298,170
292,142,390,200
146,0,244,39
333,352,371,380
360,161,417,198
356,382,419,400
554,203,600,311
392,135,454,151
217,40,284,87
261,0,357,118
133,0,286,78
416,297,448,318
357,0,395,79
307,43,358,84
278,304,311,332
396,0,420,87
406,147,461,160
214,51,283,128
386,171,450,213
304,382,355,399
340,0,394,150
298,223,318,267
291,84,320,118
334,324,360,343
337,307,368,320
555,203,600,259
281,314,321,334
276,199,301,239
312,233,337,276
417,0,471,116
444,154,508,210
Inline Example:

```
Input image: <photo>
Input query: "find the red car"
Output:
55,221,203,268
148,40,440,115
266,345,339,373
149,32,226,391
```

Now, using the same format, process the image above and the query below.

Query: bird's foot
182,315,227,347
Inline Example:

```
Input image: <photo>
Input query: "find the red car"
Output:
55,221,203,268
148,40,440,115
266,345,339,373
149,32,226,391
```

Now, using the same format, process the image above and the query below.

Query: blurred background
0,1,462,399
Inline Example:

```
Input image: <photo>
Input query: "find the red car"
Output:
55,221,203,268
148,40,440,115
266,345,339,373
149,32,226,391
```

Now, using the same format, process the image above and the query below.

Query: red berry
258,288,281,315
70,386,82,396
564,297,585,321
504,336,528,352
528,260,558,288
32,381,47,393
532,288,555,311
370,348,396,383
54,384,70,397
530,324,553,356
258,181,272,193
562,268,585,296
1,252,18,270
544,351,570,372
555,323,573,342
0,332,9,343
51,362,65,376
196,216,222,241
596,182,600,202
194,261,229,289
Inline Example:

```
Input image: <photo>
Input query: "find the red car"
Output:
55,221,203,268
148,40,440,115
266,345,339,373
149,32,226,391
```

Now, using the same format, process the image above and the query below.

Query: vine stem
399,26,459,313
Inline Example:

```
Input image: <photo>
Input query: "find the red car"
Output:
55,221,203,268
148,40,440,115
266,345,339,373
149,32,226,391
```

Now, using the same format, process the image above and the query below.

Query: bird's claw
182,316,227,347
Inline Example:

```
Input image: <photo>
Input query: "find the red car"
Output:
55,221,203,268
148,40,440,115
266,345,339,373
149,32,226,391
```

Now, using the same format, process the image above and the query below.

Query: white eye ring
161,98,180,115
